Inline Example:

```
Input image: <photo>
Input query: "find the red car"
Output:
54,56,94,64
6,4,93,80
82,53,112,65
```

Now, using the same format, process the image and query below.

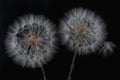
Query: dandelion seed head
5,14,57,68
59,8,108,55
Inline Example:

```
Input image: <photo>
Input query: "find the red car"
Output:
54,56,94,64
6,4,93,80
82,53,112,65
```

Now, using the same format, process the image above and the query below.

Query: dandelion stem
41,66,47,80
68,50,77,80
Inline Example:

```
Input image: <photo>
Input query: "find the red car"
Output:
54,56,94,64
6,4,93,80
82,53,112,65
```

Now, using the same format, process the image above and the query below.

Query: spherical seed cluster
5,14,57,68
59,8,109,55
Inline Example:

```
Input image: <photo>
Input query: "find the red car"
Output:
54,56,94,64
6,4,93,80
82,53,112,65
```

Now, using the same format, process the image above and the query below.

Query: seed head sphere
5,14,57,68
59,8,115,55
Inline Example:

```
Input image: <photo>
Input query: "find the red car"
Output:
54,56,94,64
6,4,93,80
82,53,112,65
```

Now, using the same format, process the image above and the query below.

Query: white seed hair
5,14,57,68
100,41,116,55
59,8,115,55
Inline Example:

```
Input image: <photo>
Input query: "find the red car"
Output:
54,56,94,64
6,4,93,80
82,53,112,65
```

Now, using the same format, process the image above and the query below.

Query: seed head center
75,26,87,39
25,35,40,47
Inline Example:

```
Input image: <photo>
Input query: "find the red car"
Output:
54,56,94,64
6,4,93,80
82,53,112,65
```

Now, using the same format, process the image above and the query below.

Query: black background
0,0,119,80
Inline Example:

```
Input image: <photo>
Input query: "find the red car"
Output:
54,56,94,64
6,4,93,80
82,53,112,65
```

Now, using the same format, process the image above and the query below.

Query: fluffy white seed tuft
59,8,115,55
100,41,116,55
5,14,57,68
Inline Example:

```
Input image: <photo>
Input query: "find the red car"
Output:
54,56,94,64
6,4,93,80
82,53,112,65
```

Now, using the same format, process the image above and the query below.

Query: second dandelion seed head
59,8,112,55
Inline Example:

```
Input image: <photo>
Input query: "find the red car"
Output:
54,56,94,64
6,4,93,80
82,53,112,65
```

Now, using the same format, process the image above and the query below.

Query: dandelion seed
59,8,116,80
100,41,116,55
5,14,57,80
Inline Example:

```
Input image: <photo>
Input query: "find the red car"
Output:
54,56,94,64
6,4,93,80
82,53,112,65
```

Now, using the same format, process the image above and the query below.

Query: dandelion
5,14,57,80
59,8,116,80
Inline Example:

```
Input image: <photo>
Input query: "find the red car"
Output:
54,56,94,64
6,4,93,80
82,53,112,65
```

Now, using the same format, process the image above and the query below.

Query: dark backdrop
0,0,119,80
